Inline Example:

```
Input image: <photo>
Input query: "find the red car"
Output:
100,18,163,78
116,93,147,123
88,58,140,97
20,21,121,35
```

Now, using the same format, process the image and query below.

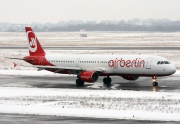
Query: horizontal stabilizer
5,57,24,60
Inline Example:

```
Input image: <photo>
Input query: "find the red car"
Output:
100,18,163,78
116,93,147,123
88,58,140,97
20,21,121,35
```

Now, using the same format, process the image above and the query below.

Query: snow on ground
0,87,180,121
0,67,180,121
0,69,180,122
0,32,180,121
0,32,180,46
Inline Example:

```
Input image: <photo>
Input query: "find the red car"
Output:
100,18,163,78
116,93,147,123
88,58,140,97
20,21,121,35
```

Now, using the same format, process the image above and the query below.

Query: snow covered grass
0,32,180,69
0,87,180,121
0,32,180,46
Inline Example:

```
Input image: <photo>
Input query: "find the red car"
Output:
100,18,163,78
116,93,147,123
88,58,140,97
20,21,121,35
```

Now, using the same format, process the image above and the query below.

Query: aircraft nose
169,65,176,74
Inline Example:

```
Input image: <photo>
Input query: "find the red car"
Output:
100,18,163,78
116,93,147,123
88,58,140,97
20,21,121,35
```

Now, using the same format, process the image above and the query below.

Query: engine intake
79,71,99,82
121,75,139,81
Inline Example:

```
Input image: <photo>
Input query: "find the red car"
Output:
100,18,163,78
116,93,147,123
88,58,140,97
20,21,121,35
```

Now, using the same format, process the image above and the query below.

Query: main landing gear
76,79,84,87
152,76,158,86
103,76,112,85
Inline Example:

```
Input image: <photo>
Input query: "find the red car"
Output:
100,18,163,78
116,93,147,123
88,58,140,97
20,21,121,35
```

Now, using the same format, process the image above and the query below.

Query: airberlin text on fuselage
108,58,145,68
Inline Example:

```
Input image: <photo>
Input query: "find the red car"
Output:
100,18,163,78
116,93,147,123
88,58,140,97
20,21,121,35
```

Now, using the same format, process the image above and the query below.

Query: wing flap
35,65,82,71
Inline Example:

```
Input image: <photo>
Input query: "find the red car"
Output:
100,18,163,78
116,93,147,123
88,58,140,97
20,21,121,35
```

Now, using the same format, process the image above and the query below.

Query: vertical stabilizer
25,27,45,56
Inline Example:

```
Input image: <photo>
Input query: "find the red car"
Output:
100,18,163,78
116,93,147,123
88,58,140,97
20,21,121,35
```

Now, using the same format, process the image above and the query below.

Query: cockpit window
157,61,171,65
164,61,169,64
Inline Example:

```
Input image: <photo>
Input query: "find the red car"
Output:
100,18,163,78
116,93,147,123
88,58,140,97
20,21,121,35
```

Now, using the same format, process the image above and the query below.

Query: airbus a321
12,27,176,86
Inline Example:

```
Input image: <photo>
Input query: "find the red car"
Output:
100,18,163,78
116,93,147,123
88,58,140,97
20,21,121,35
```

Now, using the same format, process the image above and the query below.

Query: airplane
11,27,176,87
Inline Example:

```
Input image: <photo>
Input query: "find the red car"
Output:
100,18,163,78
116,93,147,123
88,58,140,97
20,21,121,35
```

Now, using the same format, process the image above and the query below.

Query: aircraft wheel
103,78,107,84
103,77,112,85
76,79,84,86
153,82,158,86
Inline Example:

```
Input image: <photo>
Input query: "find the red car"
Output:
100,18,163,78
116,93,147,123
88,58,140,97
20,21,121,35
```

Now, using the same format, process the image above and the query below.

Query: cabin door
76,58,80,67
146,57,153,69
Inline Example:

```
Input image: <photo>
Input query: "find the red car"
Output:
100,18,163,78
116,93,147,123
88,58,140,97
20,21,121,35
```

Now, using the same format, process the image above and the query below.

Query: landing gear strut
152,76,158,86
103,76,112,85
76,79,84,87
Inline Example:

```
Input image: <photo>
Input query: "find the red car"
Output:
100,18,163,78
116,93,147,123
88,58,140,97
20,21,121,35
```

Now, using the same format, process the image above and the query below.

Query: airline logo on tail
27,31,37,52
25,27,45,56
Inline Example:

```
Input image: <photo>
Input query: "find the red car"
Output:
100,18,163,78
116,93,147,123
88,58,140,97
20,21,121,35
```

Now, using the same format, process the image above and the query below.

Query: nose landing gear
152,76,158,86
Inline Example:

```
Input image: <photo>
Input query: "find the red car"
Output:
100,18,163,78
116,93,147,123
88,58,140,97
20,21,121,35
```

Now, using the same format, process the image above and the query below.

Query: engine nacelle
79,71,99,83
121,75,139,81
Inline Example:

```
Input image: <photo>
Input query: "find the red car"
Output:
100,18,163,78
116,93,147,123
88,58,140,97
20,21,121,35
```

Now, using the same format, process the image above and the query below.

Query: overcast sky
0,0,179,23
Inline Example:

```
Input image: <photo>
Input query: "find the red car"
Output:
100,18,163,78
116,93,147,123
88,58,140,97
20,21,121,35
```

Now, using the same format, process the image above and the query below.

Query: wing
31,65,105,74
6,57,104,74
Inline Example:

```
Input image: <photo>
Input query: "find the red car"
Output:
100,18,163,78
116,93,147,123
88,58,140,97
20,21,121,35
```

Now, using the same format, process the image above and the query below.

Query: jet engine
121,75,139,81
79,71,99,82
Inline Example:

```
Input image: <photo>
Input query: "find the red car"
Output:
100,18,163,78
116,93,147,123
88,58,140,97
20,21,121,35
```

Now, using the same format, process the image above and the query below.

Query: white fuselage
45,54,176,76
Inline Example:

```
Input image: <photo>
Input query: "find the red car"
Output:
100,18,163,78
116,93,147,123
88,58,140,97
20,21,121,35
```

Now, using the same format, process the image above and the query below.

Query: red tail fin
25,27,45,56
